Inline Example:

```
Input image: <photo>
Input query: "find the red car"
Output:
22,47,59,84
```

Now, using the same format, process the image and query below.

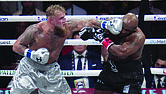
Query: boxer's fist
92,28,105,42
24,48,49,64
101,19,122,35
79,27,94,40
79,27,106,42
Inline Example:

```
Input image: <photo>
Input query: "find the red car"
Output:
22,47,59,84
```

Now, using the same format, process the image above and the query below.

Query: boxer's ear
47,17,53,24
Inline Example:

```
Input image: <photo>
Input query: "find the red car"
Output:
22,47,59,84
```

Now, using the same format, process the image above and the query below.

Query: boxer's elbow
12,43,19,53
12,41,24,55
12,46,15,52
12,41,17,51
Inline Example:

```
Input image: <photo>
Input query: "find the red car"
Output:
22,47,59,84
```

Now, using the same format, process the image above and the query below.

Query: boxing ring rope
0,39,166,46
0,15,166,77
1,68,166,77
0,15,165,22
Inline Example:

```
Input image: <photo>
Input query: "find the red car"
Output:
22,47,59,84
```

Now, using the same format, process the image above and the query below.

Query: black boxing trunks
95,58,143,94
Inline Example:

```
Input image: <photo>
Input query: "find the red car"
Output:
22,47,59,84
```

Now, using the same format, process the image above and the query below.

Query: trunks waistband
22,57,58,71
106,58,142,73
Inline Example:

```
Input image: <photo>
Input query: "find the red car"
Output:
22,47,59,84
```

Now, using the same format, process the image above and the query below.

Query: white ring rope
0,15,165,22
0,39,166,46
0,68,166,77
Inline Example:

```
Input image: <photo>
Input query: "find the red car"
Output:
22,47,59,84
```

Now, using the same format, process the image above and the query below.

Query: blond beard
53,24,68,38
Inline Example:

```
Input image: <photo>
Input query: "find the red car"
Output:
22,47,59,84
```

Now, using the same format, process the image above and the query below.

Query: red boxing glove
102,38,114,49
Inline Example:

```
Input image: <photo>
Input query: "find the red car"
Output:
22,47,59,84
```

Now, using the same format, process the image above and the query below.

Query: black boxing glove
79,27,114,49
79,27,95,40
79,27,107,42
92,28,105,42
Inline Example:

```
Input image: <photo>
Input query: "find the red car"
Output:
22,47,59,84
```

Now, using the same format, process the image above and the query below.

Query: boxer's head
46,5,66,28
46,5,68,37
121,13,138,37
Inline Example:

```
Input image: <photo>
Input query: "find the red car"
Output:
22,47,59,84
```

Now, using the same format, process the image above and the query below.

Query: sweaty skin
13,10,101,64
94,13,146,94
107,13,145,62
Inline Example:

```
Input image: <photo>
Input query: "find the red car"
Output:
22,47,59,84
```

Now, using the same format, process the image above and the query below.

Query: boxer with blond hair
10,4,122,94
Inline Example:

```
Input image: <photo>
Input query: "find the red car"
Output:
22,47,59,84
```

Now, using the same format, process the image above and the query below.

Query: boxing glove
79,27,106,42
101,19,123,35
79,27,95,40
24,48,49,64
92,28,105,42
102,38,114,49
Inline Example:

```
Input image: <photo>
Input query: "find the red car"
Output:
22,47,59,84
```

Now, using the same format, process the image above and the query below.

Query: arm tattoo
19,25,37,44
67,19,101,32
67,20,78,31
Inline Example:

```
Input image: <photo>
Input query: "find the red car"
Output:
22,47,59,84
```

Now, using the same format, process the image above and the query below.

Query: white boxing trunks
10,57,71,94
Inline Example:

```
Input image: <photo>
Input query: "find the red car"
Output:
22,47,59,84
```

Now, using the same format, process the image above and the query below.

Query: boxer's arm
108,32,145,59
67,19,122,35
13,25,38,56
108,41,136,59
66,19,102,33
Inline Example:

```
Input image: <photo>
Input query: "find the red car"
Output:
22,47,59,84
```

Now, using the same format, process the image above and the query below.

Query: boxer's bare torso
13,14,101,64
29,22,69,64
14,21,70,64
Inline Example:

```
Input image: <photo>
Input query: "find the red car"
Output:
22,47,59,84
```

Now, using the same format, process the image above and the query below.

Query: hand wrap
102,38,114,49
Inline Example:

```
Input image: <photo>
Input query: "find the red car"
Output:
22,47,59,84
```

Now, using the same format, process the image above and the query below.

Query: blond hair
46,4,65,17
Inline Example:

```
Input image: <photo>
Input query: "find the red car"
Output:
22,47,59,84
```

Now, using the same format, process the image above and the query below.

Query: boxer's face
48,11,67,37
120,26,133,37
120,21,137,37
52,11,66,28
